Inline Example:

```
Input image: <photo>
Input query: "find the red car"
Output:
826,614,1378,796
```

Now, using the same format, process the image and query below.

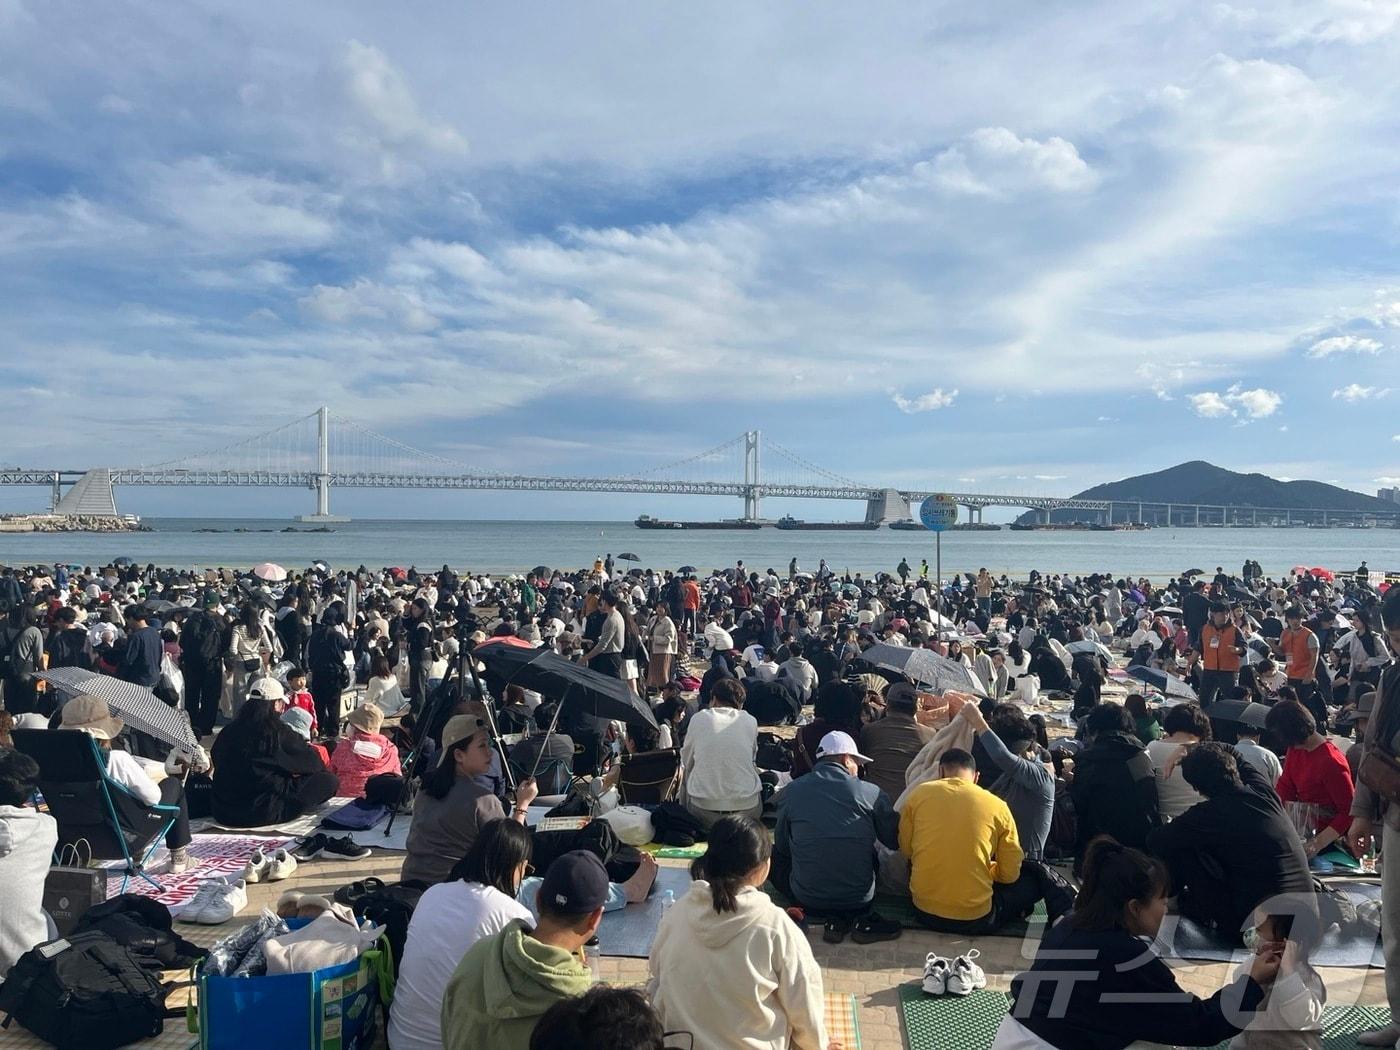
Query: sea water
1,519,1398,579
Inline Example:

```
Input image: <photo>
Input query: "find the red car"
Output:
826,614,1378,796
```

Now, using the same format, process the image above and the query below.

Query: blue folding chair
13,728,179,892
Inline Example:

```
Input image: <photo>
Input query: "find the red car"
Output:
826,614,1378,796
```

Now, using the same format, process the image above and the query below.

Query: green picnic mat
763,883,1046,934
641,841,707,859
898,983,1006,1049
897,980,1390,1050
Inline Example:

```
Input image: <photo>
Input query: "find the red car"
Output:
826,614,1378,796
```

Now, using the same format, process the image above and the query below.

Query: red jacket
328,730,402,799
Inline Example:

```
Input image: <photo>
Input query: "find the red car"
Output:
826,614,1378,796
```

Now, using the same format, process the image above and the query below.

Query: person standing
44,606,91,670
646,604,677,691
1275,607,1324,730
581,592,625,679
405,597,434,706
307,607,352,738
116,607,162,689
1199,601,1246,707
180,593,228,737
0,606,44,716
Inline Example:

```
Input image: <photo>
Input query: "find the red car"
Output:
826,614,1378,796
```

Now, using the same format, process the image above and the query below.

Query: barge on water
635,515,761,530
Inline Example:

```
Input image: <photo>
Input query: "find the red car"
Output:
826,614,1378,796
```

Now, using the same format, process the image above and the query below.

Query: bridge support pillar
742,430,762,521
298,405,350,523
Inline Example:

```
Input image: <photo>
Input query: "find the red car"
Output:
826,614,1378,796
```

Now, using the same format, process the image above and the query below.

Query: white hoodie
648,881,827,1050
0,805,58,981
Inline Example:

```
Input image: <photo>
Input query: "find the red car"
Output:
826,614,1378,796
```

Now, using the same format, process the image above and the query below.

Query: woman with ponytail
994,836,1279,1049
647,816,837,1050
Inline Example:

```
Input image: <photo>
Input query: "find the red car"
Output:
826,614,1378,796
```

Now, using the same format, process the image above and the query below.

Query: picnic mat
103,833,290,912
1156,882,1383,969
192,796,355,837
523,865,694,958
763,883,1046,936
899,983,1006,1050
348,813,413,851
641,841,707,859
897,981,1391,1050
825,992,862,1050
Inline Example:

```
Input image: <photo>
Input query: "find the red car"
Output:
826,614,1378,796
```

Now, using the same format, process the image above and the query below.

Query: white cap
816,730,872,765
247,676,286,702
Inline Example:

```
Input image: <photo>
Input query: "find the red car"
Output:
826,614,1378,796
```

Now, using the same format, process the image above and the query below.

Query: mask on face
1242,925,1261,950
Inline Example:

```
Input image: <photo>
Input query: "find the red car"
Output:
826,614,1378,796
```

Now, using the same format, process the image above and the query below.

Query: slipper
823,916,852,944
850,914,902,944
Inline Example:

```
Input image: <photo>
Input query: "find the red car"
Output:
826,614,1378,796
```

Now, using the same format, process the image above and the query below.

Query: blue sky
4,1,1400,522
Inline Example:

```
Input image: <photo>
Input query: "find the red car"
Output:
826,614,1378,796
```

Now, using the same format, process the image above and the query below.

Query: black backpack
350,881,427,971
72,895,205,971
0,931,176,1050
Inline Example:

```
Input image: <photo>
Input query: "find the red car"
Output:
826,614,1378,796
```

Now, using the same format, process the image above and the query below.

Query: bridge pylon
297,406,351,524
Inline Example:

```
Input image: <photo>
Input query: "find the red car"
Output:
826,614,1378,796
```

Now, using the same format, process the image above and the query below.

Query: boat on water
775,515,879,531
888,519,1000,531
634,515,760,530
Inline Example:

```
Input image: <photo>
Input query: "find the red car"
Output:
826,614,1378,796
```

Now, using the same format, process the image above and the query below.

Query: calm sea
1,519,1399,580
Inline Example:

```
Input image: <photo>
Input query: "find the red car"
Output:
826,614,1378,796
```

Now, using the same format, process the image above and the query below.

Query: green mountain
1017,461,1392,523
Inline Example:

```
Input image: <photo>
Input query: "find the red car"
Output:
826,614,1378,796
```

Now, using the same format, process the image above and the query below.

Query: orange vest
1199,622,1242,672
1280,626,1317,681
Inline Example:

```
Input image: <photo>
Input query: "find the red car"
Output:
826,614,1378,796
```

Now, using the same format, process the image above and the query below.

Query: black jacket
1147,744,1312,938
1010,918,1264,1049
1070,732,1161,864
211,718,329,827
117,625,162,688
45,627,91,670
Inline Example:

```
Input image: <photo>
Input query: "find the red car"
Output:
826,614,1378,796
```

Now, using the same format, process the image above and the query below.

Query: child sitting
280,708,330,767
328,705,402,799
1230,907,1325,1049
283,667,318,738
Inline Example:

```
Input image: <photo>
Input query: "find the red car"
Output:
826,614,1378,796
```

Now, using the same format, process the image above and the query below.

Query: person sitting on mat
995,837,1278,1049
1147,743,1313,944
401,714,536,886
60,694,196,873
897,748,1074,934
327,704,401,799
210,688,338,829
648,816,835,1050
772,730,900,944
960,702,1055,859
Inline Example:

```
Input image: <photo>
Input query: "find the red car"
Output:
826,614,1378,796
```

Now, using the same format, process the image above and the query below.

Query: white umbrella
253,562,288,582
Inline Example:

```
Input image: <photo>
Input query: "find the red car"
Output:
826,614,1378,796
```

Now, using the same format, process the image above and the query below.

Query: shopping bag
43,842,107,936
193,929,393,1050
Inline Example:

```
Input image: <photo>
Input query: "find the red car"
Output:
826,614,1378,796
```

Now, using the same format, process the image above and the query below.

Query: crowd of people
0,552,1397,1048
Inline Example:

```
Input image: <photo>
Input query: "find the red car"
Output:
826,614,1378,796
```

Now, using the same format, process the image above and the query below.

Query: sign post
919,494,958,625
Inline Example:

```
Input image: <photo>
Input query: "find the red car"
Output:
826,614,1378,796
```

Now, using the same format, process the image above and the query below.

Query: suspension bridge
1,407,1394,528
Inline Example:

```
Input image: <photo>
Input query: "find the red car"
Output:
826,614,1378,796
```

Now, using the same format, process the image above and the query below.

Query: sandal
332,876,385,907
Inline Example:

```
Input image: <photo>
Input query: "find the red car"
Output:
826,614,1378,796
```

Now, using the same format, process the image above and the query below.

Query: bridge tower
742,430,762,521
297,406,351,524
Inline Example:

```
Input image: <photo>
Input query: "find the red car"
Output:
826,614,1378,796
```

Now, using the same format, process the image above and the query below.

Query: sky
4,1,1400,522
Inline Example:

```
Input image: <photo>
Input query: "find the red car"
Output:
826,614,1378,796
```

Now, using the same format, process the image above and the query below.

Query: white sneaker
199,879,248,925
946,950,986,997
264,848,298,882
179,878,228,924
922,953,950,995
242,850,271,883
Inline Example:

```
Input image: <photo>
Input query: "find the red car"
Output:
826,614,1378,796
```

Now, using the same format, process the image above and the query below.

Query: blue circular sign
919,494,958,532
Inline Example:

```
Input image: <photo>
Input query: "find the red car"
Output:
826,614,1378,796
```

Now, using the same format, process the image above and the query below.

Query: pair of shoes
923,950,985,997
823,917,853,944
168,846,192,875
850,914,901,944
291,833,372,862
243,848,298,883
181,878,248,925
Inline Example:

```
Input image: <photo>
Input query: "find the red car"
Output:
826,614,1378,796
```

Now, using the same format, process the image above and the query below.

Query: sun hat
816,730,873,764
280,707,313,740
346,705,383,735
59,694,124,740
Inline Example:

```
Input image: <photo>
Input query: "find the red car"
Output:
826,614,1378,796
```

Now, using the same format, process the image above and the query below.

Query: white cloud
1333,383,1390,401
340,40,466,159
1190,384,1282,419
926,127,1098,196
1374,476,1400,485
97,94,133,115
145,157,338,250
1308,334,1384,357
891,389,958,414
1189,391,1232,418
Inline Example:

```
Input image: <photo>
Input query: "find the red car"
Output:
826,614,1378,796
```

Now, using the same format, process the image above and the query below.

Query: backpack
649,801,707,848
755,731,794,772
0,931,175,1050
349,881,426,970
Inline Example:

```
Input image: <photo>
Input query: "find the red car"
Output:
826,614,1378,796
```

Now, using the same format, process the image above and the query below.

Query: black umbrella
112,556,133,567
475,640,658,728
143,599,178,614
678,565,697,575
530,565,551,580
1183,568,1206,577
618,552,641,562
1204,699,1271,730
1227,585,1258,604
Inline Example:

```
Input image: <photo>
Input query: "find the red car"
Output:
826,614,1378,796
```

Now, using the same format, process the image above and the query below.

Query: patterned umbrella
253,562,288,582
859,642,986,696
36,667,199,751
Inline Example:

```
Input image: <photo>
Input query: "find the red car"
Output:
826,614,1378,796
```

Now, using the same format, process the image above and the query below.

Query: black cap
538,851,610,915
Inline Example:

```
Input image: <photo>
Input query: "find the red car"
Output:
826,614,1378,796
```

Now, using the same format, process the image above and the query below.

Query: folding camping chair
617,748,683,805
13,728,180,893
508,754,576,807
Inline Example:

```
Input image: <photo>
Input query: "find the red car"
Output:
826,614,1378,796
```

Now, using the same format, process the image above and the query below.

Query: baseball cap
248,677,286,702
537,851,611,915
438,714,487,765
816,730,872,764
885,682,920,712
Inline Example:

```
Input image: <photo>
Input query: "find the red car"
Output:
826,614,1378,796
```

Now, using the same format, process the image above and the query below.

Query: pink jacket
328,731,401,799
